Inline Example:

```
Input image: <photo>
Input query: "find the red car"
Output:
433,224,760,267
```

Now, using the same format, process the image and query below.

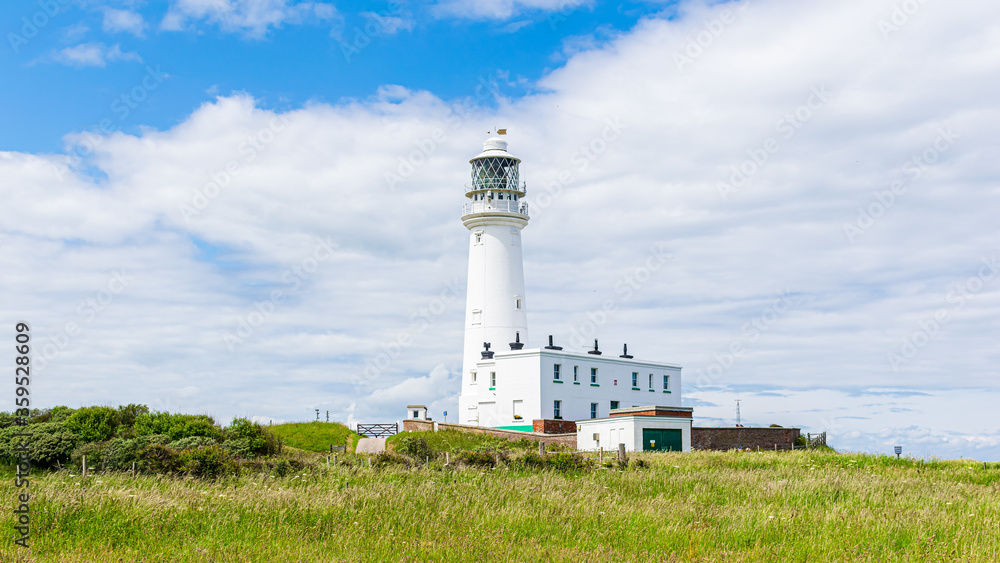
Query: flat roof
479,347,682,369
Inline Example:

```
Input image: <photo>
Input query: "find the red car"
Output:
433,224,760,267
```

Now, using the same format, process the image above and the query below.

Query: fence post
617,443,626,464
446,452,450,465
599,447,603,464
132,461,136,476
82,455,87,477
539,442,545,455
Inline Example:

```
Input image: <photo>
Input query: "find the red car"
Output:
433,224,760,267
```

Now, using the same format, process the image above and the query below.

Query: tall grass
2,451,997,562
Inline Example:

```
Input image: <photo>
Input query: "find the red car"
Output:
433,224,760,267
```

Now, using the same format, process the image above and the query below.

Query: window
663,375,670,391
610,400,620,410
649,374,654,389
471,370,477,383
513,400,523,420
553,364,561,380
590,403,598,419
573,366,579,383
591,367,598,384
553,400,562,419
474,232,483,245
631,372,638,387
471,310,481,325
515,297,522,310
490,371,496,388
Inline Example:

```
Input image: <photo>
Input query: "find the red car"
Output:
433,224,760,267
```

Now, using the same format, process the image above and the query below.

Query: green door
642,428,683,452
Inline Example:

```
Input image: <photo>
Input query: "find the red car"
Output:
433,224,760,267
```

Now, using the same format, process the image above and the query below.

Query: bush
0,422,79,467
456,451,501,468
371,451,414,469
49,406,75,423
65,406,120,442
71,442,105,469
134,412,220,441
394,435,434,460
178,445,236,478
139,444,180,474
224,418,278,458
546,452,589,471
168,436,218,450
103,437,154,471
116,404,149,436
515,452,547,469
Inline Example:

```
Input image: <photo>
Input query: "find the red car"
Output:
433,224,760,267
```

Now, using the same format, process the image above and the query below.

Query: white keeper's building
456,134,689,442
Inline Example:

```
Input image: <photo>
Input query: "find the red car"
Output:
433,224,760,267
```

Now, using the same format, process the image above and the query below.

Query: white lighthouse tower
451,134,688,443
458,134,529,420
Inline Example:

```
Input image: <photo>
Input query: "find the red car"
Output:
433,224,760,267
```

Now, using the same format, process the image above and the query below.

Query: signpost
894,445,902,459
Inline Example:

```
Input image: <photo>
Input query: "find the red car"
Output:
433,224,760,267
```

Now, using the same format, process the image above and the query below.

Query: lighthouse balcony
462,199,529,216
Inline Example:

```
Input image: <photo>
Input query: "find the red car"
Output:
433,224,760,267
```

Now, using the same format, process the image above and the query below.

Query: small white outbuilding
406,405,429,420
575,406,693,452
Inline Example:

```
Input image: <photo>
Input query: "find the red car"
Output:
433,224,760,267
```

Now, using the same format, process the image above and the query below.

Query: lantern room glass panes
471,157,519,191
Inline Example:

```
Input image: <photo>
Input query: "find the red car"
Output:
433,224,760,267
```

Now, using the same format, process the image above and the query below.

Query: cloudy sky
2,0,998,460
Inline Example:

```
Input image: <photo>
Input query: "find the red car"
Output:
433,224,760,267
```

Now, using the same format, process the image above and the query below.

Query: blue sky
2,0,999,461
2,1,667,153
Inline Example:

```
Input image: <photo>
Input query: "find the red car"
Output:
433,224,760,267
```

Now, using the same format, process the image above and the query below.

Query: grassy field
269,422,359,453
3,449,998,562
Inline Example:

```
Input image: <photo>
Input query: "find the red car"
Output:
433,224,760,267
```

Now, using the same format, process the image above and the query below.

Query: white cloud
161,0,338,38
433,0,592,20
51,42,142,67
4,0,1000,458
102,8,147,37
361,11,415,35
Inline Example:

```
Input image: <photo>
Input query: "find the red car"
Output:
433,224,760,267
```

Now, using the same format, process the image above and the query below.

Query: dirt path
355,437,386,454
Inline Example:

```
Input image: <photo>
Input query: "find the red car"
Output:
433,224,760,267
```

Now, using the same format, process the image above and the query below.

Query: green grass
3,450,998,562
269,421,359,453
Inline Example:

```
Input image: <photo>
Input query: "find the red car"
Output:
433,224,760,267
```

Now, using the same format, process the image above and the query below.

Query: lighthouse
453,133,690,446
459,134,529,420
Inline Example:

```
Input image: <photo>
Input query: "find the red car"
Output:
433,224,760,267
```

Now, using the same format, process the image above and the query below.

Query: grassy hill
5,450,998,561
269,421,359,453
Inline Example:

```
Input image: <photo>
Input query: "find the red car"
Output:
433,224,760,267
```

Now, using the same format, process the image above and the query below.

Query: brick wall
401,419,577,449
532,419,578,434
692,427,800,451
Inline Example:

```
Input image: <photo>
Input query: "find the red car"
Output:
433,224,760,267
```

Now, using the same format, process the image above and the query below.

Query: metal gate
356,423,398,438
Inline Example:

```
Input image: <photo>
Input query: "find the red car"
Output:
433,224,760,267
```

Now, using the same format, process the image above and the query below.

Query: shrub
371,451,414,469
139,444,180,474
179,445,236,478
456,451,500,468
394,435,434,460
134,412,220,441
546,452,589,471
515,452,546,469
0,412,16,429
224,418,278,458
0,422,79,467
49,406,75,423
116,404,149,435
71,442,105,469
65,406,120,442
168,436,218,450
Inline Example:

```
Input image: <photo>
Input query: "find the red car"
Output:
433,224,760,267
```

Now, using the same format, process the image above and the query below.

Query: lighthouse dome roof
470,136,521,163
